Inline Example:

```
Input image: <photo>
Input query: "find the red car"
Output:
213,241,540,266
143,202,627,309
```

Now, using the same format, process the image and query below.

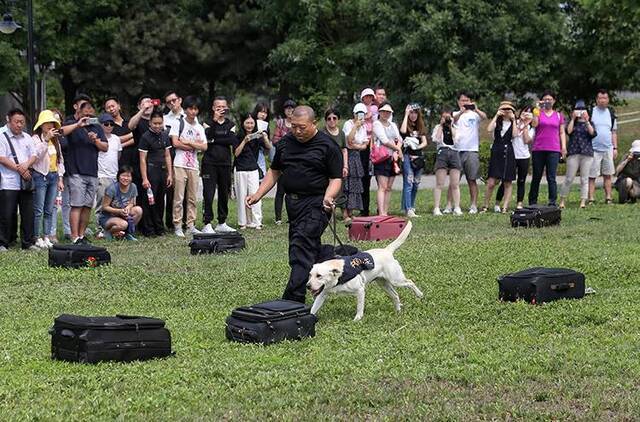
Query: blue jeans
529,151,560,205
33,172,59,238
401,153,423,211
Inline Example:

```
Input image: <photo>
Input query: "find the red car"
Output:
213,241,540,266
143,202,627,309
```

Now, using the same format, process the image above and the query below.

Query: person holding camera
373,103,403,216
453,91,487,214
202,96,237,234
246,105,343,303
614,140,640,203
482,102,518,213
529,90,566,206
559,100,595,209
399,103,428,217
432,107,462,215
233,112,271,229
341,103,369,224
0,109,38,251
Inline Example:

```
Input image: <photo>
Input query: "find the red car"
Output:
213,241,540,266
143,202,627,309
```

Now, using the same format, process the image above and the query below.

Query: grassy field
1,184,640,420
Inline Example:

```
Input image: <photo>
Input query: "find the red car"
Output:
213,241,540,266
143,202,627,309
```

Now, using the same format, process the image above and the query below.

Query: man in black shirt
104,96,133,167
247,106,343,303
128,94,154,234
202,96,237,233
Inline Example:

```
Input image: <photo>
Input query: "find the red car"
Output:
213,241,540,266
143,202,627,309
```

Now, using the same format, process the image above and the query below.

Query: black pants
140,164,167,236
202,164,232,225
283,195,330,303
0,189,34,249
529,151,560,205
496,158,530,203
359,148,371,216
274,182,285,221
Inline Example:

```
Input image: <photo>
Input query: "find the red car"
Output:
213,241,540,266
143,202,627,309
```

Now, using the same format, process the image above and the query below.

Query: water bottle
147,188,155,205
54,191,63,209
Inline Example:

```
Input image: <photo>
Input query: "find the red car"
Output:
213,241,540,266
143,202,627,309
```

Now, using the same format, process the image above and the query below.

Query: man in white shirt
95,113,123,236
163,90,188,230
169,96,207,237
0,109,38,251
452,91,487,214
588,89,618,204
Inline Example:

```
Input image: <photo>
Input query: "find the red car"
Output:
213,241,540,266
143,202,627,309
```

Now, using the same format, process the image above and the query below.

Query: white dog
306,221,423,321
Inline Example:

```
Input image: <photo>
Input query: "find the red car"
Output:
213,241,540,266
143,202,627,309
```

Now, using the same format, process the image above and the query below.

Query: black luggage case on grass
50,314,172,363
225,299,317,345
48,244,111,268
498,267,586,304
189,232,245,254
511,205,561,228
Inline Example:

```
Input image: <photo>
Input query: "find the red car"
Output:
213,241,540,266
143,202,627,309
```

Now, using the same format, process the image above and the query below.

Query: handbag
410,156,425,171
3,132,34,191
370,141,391,165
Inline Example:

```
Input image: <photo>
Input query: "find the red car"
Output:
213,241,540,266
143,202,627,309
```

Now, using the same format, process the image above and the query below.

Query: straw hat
33,110,61,132
498,101,515,112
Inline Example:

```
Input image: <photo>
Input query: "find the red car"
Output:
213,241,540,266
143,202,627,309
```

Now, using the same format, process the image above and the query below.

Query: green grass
1,185,640,420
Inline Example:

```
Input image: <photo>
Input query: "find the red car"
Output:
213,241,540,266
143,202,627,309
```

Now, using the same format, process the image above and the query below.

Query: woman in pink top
528,90,567,205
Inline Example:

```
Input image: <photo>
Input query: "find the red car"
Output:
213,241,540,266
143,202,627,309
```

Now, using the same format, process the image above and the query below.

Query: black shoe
81,237,91,245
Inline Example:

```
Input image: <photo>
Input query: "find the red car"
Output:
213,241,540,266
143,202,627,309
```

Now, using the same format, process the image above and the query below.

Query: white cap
360,88,375,99
631,140,640,153
353,103,367,114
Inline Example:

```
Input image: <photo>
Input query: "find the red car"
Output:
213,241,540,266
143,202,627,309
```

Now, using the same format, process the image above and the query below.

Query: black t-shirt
139,129,171,168
622,156,640,180
62,117,108,177
271,130,343,196
112,118,131,138
204,118,236,167
234,134,262,172
121,118,149,169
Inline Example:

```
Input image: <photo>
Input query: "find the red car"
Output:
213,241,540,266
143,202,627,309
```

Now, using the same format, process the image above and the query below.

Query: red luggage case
348,216,407,241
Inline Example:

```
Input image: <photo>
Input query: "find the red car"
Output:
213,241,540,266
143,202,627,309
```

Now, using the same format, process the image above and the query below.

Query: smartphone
356,112,365,121
86,117,99,125
463,104,476,110
574,110,582,118
151,99,161,107
247,131,263,141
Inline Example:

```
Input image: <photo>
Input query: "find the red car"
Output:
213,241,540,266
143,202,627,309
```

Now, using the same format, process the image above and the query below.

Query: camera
633,152,640,159
247,131,263,141
356,112,365,121
86,117,99,125
444,116,452,125
463,104,476,111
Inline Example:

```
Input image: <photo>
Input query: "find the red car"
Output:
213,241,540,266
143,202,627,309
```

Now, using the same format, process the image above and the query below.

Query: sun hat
498,101,515,112
378,103,394,113
353,103,367,115
631,140,640,153
33,110,61,132
360,88,375,99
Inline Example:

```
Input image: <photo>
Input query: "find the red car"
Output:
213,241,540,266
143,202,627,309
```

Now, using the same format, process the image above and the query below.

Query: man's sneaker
188,226,201,235
468,205,478,214
174,228,185,238
453,207,463,216
28,245,40,251
201,223,215,234
275,220,283,225
35,238,47,249
406,209,418,218
442,207,452,214
124,233,138,241
433,207,443,216
0,246,7,252
215,223,236,233
493,205,501,213
44,238,54,248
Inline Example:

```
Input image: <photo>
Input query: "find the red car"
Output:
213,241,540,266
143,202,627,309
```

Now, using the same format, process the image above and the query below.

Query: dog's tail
384,220,412,254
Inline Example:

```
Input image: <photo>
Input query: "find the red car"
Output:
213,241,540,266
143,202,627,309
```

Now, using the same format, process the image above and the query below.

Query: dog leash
326,204,346,249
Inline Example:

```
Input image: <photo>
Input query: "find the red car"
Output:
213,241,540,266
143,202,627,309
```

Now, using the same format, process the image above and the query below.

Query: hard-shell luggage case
48,244,111,268
498,267,586,304
225,299,317,345
189,232,245,254
348,216,407,241
510,205,561,228
50,314,172,363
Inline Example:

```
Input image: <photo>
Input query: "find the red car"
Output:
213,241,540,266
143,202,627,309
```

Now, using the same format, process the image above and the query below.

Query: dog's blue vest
337,252,375,284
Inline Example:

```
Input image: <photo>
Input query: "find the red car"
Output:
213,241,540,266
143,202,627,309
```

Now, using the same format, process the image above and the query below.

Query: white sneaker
468,205,478,214
35,238,47,249
44,238,54,248
406,209,418,218
493,205,501,213
202,223,215,234
442,207,452,214
453,207,463,216
0,246,7,252
433,207,443,216
215,223,236,233
174,227,185,238
410,208,421,217
188,226,201,235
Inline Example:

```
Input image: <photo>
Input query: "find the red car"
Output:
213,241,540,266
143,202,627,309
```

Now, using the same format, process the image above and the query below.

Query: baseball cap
360,88,375,99
353,103,367,114
98,113,115,124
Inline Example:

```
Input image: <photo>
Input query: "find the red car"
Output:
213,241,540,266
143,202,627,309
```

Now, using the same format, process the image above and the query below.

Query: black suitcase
48,244,111,268
225,299,317,345
498,267,586,304
510,205,561,228
50,314,172,363
189,232,245,254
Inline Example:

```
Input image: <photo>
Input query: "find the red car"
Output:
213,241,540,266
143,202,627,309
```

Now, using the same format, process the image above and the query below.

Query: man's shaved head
293,105,315,122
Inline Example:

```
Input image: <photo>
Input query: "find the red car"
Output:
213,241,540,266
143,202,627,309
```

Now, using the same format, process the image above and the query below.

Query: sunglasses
326,116,338,121
102,122,114,127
